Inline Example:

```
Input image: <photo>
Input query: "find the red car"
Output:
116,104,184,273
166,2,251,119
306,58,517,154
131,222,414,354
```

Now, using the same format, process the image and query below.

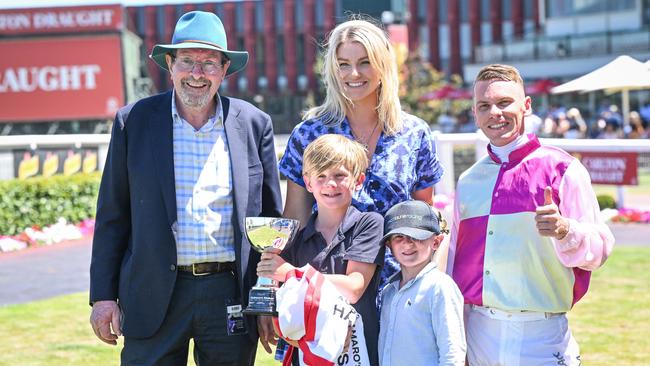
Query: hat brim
380,227,436,246
149,42,249,76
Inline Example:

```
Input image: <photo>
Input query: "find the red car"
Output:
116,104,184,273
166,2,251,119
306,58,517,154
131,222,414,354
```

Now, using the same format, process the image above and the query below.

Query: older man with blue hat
89,11,282,365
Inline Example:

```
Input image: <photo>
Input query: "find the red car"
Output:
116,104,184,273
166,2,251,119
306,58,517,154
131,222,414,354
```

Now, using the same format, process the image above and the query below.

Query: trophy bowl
244,217,300,316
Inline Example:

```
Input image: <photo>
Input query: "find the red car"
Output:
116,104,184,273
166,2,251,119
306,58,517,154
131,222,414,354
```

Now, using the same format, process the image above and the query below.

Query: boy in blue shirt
257,134,385,365
378,201,466,366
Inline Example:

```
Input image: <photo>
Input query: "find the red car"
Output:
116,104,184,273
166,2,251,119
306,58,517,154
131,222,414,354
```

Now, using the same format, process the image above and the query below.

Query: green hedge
0,173,101,236
597,194,617,210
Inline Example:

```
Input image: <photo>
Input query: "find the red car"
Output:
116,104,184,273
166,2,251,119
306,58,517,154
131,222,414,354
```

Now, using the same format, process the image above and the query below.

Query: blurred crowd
434,102,650,139
533,102,649,139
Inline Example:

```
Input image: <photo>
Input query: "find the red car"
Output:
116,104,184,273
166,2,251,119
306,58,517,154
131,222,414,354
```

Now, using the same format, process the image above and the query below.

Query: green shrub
597,194,617,210
0,173,101,236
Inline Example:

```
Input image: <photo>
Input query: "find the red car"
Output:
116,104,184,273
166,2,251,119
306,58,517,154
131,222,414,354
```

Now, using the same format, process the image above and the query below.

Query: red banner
0,4,123,35
572,152,638,186
0,35,124,122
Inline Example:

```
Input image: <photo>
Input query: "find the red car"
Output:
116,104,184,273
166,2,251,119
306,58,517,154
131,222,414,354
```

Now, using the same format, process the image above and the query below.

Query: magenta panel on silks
571,267,591,307
452,215,489,305
489,146,573,216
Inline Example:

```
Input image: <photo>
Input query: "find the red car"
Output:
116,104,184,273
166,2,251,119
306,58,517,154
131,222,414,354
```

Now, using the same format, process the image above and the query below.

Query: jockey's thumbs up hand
535,186,569,240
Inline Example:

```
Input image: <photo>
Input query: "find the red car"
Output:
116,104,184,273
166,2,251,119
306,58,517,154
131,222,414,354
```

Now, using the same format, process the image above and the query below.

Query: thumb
543,186,554,206
111,307,122,336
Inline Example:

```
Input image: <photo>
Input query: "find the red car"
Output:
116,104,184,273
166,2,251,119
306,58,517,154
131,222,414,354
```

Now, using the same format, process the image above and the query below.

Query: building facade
2,0,648,133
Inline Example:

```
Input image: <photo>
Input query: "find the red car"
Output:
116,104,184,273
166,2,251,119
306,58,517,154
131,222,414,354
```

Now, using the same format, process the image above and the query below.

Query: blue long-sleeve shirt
378,262,466,366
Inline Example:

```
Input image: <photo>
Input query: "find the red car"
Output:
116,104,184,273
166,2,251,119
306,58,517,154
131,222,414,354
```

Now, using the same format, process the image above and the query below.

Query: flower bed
608,208,650,224
0,218,94,252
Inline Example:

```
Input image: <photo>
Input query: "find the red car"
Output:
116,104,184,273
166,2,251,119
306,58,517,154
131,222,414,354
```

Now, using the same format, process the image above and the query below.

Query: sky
0,0,241,10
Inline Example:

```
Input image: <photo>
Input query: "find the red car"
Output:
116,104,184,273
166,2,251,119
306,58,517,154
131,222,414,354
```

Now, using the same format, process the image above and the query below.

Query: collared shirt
448,135,615,312
379,261,466,366
172,91,235,265
280,206,385,366
278,113,444,286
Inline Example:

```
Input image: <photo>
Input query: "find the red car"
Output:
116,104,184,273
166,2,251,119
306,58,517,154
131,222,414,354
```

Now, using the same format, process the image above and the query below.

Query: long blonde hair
303,18,403,136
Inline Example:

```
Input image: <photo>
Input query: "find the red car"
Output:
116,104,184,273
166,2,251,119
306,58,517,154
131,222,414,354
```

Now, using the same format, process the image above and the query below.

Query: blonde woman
279,19,444,291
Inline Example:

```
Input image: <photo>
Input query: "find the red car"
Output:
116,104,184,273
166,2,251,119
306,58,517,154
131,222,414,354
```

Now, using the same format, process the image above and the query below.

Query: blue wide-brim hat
149,11,248,76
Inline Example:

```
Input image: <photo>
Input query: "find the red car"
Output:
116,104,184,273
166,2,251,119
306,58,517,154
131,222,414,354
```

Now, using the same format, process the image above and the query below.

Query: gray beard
176,88,212,109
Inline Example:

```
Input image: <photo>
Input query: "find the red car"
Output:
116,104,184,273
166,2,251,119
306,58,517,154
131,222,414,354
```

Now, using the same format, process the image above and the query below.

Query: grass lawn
0,247,648,366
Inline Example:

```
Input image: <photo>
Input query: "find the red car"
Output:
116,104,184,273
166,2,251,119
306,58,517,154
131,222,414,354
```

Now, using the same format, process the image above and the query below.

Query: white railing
1,133,649,205
432,132,650,207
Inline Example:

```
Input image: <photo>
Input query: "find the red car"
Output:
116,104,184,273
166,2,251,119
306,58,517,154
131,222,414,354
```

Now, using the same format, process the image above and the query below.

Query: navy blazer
90,91,283,339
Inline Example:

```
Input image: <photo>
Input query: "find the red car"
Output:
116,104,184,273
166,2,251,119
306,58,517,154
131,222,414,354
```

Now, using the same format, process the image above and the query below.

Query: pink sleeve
446,196,461,276
553,160,615,270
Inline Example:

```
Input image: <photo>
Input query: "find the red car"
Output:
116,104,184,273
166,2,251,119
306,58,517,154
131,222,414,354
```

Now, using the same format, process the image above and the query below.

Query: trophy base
243,286,278,316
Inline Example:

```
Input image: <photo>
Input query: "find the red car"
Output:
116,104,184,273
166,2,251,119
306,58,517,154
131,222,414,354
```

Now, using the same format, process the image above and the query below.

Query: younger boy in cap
257,134,385,365
378,201,466,366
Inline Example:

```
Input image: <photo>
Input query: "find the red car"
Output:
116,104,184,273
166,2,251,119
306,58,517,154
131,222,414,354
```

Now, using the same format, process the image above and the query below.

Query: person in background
627,111,647,139
278,18,445,287
455,109,477,133
639,101,650,125
378,200,465,366
448,64,614,366
259,134,384,366
89,11,282,365
597,121,622,139
563,107,587,139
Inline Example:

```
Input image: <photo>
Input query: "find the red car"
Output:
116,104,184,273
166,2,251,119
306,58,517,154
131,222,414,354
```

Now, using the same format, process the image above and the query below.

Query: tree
397,51,472,130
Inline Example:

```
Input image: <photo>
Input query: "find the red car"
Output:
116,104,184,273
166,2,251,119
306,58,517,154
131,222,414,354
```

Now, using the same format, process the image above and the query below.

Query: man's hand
535,186,569,240
90,300,122,345
257,316,278,354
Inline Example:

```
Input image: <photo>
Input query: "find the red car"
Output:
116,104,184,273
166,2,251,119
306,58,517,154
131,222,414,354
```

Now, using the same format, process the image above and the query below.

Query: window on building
481,0,490,21
547,0,636,17
524,0,534,18
256,34,265,83
336,0,342,20
502,0,511,20
275,0,284,29
136,7,145,35
296,34,306,75
276,35,286,77
460,0,469,22
644,0,650,25
296,0,304,29
315,0,324,27
214,3,223,19
235,2,244,33
417,0,426,22
255,1,264,32
155,7,165,35
438,0,448,24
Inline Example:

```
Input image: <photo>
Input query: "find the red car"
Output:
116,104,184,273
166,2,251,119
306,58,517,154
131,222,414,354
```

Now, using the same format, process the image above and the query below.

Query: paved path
0,236,91,307
0,222,647,307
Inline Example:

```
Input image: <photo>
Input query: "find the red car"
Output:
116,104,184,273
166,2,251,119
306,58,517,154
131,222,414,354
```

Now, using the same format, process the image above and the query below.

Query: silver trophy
244,217,300,315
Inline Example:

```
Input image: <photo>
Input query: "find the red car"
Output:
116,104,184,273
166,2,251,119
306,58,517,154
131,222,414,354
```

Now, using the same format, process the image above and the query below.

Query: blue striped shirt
171,92,235,265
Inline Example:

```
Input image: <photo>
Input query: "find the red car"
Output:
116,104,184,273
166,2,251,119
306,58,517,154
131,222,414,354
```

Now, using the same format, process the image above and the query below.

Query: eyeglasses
172,56,224,74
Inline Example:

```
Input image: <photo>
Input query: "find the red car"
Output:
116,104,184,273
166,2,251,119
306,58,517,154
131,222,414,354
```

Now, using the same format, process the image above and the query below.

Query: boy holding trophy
257,134,385,365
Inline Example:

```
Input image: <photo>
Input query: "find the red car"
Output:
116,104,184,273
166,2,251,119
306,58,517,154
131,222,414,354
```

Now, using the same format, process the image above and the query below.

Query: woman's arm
411,186,434,205
283,180,315,228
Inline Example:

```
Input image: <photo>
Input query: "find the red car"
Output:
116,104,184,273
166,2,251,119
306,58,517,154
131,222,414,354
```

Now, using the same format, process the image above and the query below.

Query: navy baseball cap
380,201,443,245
